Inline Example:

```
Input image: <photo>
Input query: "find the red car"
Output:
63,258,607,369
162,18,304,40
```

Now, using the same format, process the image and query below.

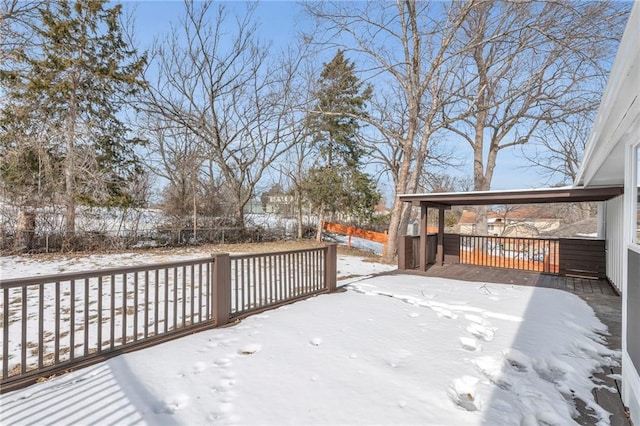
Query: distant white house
574,2,640,423
264,194,296,215
458,207,561,237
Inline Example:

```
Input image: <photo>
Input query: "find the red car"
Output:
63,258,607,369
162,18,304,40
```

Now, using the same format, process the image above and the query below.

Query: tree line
0,0,629,257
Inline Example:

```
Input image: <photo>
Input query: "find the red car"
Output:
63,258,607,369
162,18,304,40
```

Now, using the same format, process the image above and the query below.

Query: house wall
623,132,640,425
605,195,624,292
624,247,640,424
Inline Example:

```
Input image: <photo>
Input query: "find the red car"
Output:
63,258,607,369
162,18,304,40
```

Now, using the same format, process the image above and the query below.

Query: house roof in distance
399,186,623,207
458,207,559,224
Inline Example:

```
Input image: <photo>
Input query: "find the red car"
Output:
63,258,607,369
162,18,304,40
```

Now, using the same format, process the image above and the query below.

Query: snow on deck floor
0,269,620,425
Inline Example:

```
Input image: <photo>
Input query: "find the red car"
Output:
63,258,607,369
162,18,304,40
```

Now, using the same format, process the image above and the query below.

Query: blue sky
121,1,565,195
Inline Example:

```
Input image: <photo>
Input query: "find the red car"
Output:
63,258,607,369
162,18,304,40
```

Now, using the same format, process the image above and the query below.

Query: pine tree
0,0,146,236
307,50,372,167
304,50,379,237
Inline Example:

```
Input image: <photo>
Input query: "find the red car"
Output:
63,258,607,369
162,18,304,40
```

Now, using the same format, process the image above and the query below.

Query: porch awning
398,185,623,206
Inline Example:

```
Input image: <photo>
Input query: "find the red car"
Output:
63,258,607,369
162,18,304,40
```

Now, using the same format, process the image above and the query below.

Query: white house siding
605,195,624,292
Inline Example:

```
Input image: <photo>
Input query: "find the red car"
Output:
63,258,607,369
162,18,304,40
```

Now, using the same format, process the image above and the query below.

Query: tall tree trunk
315,203,325,241
296,189,303,240
385,138,413,260
65,78,77,240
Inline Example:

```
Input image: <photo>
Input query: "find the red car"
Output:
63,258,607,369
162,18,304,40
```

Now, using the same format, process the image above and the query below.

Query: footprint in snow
464,314,488,326
191,361,208,374
432,306,458,319
214,357,232,367
207,402,234,421
472,356,512,390
503,349,531,373
466,323,495,341
386,348,413,367
448,376,480,412
459,337,482,352
155,394,189,414
238,344,261,355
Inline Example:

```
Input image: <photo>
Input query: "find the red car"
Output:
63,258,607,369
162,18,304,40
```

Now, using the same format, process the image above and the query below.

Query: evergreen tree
307,50,372,167
0,0,146,235
304,50,379,237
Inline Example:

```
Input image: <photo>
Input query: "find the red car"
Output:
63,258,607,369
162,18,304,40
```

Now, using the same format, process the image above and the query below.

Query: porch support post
419,202,428,271
437,207,445,266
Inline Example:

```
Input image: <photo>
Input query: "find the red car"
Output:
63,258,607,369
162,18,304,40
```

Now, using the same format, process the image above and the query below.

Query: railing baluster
38,284,44,369
84,278,89,356
55,281,60,364
250,257,255,309
154,269,159,337
3,288,9,378
144,271,149,339
164,268,169,333
134,272,139,342
70,279,75,361
287,253,291,296
269,255,274,304
206,262,211,320
110,274,115,349
190,265,194,325
198,264,203,321
279,253,284,297
122,273,127,345
233,260,238,314
21,286,26,374
173,267,178,331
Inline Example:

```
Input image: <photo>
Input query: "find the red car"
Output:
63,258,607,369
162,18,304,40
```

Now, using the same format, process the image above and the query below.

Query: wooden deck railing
1,245,337,392
399,233,605,278
460,235,559,273
230,247,329,318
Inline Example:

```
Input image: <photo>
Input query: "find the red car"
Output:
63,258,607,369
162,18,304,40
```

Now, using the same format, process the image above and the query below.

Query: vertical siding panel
606,195,624,292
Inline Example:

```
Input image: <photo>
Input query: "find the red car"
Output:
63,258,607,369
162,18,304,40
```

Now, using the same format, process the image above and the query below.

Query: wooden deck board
408,264,620,296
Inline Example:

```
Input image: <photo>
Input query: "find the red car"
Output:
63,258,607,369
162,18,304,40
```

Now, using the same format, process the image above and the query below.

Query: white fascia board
575,2,640,188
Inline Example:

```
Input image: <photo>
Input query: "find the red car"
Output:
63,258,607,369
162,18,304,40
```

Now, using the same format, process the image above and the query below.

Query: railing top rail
461,234,560,242
230,245,328,261
0,257,213,289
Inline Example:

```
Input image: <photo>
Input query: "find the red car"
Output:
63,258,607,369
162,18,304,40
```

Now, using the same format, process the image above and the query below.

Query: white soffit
575,2,640,188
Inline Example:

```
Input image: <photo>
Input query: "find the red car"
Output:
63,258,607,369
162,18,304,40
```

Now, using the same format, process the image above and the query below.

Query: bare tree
524,111,593,186
141,1,301,228
445,1,629,235
305,0,476,259
0,0,45,62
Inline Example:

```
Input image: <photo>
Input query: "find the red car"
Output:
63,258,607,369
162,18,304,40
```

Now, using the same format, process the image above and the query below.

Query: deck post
437,207,445,266
212,253,231,326
420,202,428,271
325,243,338,293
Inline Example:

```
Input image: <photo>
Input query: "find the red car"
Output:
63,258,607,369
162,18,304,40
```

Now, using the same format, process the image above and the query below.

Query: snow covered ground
0,251,621,425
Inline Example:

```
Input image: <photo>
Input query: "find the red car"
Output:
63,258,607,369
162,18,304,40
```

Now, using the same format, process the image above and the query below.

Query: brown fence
0,245,337,393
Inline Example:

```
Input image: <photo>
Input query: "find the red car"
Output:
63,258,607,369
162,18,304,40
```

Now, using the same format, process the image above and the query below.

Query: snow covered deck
392,264,630,424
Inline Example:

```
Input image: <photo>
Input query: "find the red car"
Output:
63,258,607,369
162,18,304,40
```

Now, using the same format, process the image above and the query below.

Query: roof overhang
575,2,640,188
399,186,624,207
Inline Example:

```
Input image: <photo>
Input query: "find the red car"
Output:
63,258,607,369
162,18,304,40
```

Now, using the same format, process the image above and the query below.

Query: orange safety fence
323,221,388,256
